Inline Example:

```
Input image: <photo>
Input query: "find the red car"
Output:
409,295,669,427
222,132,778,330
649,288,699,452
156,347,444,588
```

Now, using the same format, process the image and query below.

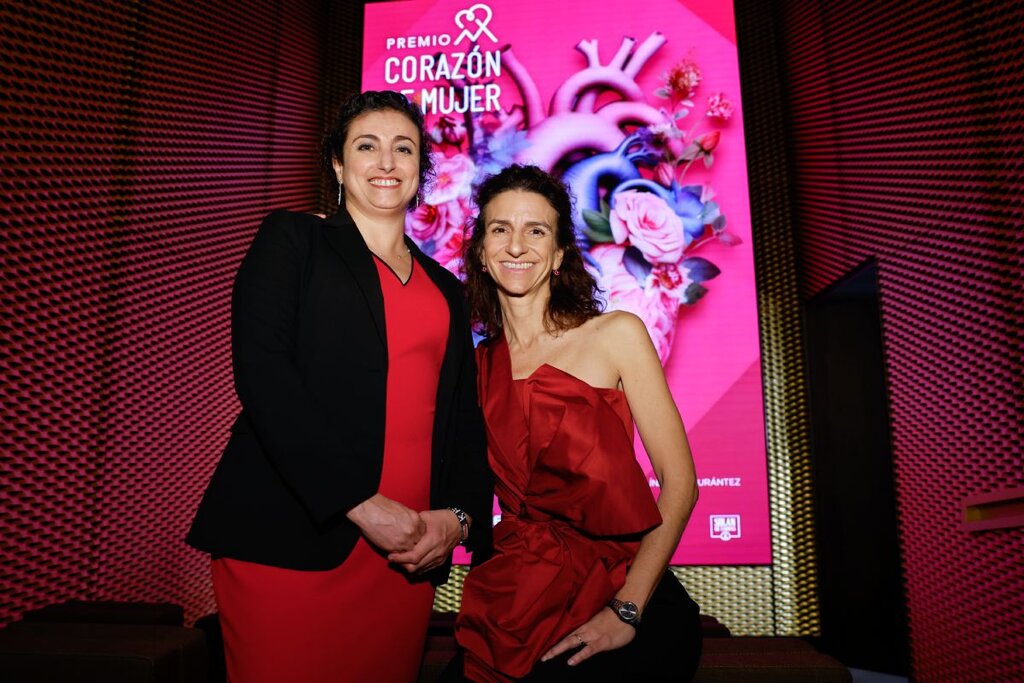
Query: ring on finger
574,634,587,647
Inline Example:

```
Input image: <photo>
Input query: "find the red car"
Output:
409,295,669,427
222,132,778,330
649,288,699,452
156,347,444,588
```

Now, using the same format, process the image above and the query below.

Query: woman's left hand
387,508,462,574
540,607,637,666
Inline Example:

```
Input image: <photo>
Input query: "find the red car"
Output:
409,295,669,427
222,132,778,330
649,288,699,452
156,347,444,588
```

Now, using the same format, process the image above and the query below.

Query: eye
530,227,548,236
396,145,415,155
357,142,374,151
489,225,507,234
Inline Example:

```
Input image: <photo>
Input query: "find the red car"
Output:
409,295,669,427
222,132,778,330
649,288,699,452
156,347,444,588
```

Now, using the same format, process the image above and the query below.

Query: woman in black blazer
187,91,493,683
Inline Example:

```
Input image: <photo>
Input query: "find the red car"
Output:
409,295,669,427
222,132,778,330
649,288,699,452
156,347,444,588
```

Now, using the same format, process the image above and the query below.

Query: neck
346,204,409,255
499,290,552,349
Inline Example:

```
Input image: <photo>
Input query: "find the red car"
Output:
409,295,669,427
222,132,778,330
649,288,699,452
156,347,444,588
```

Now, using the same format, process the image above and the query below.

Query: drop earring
481,264,488,273
337,186,342,204
552,268,560,277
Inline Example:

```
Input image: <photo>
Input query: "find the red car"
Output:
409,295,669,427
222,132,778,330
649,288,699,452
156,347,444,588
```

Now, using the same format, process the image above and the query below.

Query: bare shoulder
576,311,658,381
586,310,653,348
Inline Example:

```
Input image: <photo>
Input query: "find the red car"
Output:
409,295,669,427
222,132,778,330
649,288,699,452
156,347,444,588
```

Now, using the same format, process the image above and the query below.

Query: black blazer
187,209,493,577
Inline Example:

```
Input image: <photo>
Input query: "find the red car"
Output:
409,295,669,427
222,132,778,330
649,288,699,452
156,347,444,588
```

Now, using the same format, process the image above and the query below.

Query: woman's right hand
346,494,426,553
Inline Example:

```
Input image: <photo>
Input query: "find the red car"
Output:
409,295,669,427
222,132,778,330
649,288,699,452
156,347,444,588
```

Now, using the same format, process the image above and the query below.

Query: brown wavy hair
463,165,603,337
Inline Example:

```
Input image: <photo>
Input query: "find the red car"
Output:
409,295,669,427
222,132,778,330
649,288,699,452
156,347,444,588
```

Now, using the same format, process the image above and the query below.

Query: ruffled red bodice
456,336,662,682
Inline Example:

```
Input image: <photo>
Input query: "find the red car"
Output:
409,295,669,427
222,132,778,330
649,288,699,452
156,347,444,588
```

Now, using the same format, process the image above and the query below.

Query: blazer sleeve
442,293,494,559
230,210,378,526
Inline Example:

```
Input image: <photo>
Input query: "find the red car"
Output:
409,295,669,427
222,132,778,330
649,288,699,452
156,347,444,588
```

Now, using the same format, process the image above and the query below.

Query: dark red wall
2,0,338,625
780,1,1023,680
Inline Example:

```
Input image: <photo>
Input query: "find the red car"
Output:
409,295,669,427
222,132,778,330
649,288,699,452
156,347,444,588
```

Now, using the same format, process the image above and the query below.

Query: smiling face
332,109,421,220
480,190,565,300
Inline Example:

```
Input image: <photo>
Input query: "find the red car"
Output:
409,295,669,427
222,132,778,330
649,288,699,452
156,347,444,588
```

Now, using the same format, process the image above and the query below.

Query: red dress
213,256,449,683
456,336,663,683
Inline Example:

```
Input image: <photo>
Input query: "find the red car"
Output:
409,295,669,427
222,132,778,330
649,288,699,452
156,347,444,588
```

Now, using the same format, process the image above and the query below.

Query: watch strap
448,506,469,544
607,598,642,626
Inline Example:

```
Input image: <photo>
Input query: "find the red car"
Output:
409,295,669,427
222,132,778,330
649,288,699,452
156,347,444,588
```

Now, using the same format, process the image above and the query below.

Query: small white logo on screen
454,3,498,45
710,514,741,541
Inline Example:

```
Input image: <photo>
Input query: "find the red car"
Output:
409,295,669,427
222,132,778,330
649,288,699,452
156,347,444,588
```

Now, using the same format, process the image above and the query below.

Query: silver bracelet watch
447,506,469,545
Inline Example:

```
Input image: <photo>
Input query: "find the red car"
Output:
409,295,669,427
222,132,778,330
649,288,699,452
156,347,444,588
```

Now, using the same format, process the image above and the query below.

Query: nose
377,147,395,171
506,229,526,256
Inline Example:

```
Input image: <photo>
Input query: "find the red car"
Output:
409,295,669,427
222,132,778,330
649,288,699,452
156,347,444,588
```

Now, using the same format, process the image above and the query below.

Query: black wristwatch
607,598,641,626
448,506,469,545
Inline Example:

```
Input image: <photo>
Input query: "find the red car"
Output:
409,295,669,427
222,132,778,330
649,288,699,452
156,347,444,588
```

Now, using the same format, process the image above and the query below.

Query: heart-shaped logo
453,3,497,44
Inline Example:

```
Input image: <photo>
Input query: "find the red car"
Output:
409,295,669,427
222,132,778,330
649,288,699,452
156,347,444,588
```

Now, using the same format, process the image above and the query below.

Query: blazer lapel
322,209,388,354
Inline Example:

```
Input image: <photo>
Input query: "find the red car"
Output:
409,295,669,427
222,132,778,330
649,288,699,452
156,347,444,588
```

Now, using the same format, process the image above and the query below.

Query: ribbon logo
453,3,497,45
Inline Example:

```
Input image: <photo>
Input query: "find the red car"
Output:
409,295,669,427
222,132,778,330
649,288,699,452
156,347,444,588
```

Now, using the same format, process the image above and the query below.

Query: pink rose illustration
406,198,468,243
609,190,686,264
431,223,466,273
426,153,475,205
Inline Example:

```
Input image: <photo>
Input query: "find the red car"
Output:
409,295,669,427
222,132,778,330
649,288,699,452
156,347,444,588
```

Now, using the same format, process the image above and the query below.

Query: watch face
618,601,639,621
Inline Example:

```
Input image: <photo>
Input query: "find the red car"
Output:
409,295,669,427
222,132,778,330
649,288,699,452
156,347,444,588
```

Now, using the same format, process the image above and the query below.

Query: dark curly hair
322,90,434,206
463,165,603,337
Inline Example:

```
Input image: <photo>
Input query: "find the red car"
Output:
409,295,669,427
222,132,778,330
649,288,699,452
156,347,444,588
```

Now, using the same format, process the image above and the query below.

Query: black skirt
441,570,703,682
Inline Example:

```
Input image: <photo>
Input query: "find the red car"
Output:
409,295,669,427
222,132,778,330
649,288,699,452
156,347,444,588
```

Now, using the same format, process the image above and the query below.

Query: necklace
370,246,411,260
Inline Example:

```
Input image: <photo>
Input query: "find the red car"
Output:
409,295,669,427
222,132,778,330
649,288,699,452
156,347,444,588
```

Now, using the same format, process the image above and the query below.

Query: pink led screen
363,0,770,564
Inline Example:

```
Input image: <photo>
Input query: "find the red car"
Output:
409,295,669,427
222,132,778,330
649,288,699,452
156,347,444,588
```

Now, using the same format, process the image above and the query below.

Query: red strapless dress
456,335,662,683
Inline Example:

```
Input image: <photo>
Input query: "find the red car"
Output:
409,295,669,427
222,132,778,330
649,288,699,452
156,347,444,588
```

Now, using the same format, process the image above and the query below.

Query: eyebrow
487,219,552,229
352,133,416,144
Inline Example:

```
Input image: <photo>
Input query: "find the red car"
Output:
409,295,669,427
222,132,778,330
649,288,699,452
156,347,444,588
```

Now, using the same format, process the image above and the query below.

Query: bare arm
544,312,698,665
609,312,698,609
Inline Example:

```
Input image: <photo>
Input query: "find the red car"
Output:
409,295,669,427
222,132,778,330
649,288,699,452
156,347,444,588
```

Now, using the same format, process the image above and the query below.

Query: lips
369,178,400,187
500,261,534,270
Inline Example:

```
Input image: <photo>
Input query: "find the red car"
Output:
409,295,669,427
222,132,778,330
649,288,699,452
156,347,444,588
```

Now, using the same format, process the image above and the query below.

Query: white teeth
501,262,533,270
370,179,399,186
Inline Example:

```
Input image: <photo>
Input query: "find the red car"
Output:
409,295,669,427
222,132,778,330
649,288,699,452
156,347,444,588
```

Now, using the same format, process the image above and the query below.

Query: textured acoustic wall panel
2,1,134,626
669,567,775,636
318,2,366,212
734,0,822,637
2,0,328,626
780,1,1024,680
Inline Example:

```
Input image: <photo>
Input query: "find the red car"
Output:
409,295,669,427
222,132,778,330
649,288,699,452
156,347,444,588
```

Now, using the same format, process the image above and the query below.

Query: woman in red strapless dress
444,165,702,682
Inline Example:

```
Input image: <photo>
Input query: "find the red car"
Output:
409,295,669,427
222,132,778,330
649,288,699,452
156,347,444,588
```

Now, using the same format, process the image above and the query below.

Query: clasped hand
347,494,461,574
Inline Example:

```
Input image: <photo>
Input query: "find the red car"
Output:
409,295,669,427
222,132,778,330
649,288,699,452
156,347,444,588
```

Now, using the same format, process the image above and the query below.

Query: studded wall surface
2,0,327,626
780,1,1024,680
734,0,822,638
318,1,366,211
